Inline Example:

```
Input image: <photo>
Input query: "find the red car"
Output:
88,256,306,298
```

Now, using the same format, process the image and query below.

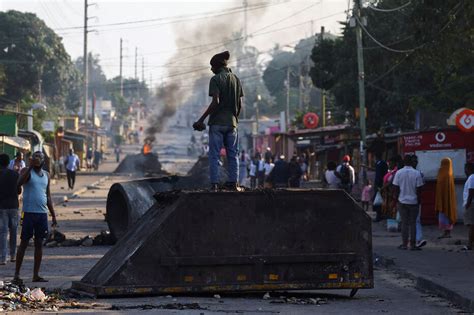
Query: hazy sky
1,0,349,88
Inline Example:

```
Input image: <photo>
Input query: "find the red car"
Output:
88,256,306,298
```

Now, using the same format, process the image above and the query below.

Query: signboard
42,121,55,132
415,149,466,180
401,129,474,163
455,108,474,132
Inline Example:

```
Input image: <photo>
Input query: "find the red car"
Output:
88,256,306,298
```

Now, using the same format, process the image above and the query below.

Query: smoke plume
145,1,269,138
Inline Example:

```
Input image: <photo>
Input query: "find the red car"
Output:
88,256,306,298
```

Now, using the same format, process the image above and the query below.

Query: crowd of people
237,148,309,189
319,152,474,251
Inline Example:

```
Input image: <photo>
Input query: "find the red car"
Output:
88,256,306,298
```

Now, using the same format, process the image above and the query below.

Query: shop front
400,128,474,224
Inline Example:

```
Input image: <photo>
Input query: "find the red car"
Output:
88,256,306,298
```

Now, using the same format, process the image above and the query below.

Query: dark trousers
66,170,76,189
398,203,419,247
257,171,265,188
250,176,256,189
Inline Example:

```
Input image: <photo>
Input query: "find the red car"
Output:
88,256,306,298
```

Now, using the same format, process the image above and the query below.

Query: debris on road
44,230,115,247
109,302,205,311
0,281,62,311
270,296,328,305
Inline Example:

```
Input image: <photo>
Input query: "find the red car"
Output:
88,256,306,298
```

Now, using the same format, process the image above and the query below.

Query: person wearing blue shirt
14,151,57,284
65,148,80,189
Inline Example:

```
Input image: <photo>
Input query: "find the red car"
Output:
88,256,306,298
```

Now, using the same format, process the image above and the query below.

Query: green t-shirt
208,67,244,127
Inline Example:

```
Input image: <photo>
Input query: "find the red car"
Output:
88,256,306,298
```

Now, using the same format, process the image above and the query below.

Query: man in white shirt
8,152,26,173
64,149,80,190
392,155,424,250
463,162,474,250
324,161,340,189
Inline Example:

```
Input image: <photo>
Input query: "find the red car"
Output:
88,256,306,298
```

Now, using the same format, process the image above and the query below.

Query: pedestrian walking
192,51,244,191
264,147,273,163
263,157,274,188
249,157,257,189
411,155,427,248
0,154,21,265
381,155,403,219
361,179,373,212
238,150,249,186
8,152,25,173
268,155,290,188
86,147,93,171
392,155,424,250
14,151,57,284
257,154,265,188
64,149,80,190
463,162,474,250
93,148,101,171
114,146,121,163
299,154,309,182
373,153,388,222
336,155,355,193
324,161,340,189
288,156,303,188
435,158,457,239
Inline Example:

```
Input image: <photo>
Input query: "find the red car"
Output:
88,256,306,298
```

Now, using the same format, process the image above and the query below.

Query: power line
54,1,288,34
367,1,412,13
358,1,463,54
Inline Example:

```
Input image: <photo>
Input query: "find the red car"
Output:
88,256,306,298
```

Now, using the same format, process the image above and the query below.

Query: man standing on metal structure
14,151,57,284
193,51,244,191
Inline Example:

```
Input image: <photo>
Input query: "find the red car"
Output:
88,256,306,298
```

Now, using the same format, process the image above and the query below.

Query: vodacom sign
456,108,474,133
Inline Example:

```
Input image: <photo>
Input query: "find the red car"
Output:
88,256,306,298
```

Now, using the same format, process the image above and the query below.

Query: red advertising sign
455,108,474,132
401,129,474,162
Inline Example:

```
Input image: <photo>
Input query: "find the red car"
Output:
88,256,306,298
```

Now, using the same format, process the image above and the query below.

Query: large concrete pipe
74,189,373,297
107,156,228,240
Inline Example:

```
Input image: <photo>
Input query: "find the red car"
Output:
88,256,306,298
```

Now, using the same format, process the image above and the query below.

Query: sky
1,0,350,89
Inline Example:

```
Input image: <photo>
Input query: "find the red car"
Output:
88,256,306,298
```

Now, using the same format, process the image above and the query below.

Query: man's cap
279,154,285,160
210,51,230,69
343,155,351,162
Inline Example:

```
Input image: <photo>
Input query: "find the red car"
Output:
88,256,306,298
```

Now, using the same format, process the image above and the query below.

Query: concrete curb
375,252,474,313
53,176,110,206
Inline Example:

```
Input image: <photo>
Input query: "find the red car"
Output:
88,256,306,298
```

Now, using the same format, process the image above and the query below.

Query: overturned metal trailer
73,189,373,297
106,156,228,240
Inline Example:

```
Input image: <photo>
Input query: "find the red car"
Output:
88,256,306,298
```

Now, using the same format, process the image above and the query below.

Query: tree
0,10,81,111
75,53,108,100
309,0,474,132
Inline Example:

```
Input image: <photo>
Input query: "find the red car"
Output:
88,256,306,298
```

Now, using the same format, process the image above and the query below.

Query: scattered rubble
0,281,63,311
44,230,115,247
270,296,328,305
109,303,205,311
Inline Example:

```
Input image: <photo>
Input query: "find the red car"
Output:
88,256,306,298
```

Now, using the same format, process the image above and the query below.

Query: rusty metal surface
74,189,373,297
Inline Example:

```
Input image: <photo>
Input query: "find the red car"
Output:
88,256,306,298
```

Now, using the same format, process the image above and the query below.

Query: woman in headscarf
381,155,403,219
435,158,457,238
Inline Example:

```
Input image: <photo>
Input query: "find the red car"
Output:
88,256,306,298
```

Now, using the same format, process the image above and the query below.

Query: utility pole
119,38,123,97
286,66,290,129
243,0,248,45
355,0,367,179
82,0,89,125
320,26,326,127
134,47,138,80
141,57,145,83
298,64,303,110
134,47,138,100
